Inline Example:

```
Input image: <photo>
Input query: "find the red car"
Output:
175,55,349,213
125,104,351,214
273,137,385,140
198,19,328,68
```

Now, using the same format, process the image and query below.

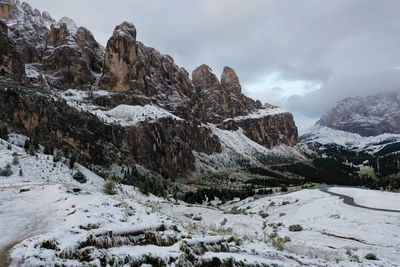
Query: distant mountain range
318,91,400,136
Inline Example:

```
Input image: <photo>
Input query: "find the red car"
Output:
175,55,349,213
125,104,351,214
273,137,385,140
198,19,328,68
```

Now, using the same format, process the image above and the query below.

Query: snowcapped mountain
300,93,400,187
0,0,298,183
318,91,400,136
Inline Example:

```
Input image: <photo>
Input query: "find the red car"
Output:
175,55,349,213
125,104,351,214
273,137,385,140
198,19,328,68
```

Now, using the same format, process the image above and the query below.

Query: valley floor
0,138,399,266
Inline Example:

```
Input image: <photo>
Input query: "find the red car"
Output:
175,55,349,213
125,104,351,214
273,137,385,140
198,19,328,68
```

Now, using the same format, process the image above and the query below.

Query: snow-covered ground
194,124,306,171
58,89,183,127
0,136,399,266
329,187,400,210
223,106,287,123
302,125,400,154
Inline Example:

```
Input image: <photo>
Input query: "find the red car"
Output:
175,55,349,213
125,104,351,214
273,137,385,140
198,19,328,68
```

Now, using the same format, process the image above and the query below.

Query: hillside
0,135,399,266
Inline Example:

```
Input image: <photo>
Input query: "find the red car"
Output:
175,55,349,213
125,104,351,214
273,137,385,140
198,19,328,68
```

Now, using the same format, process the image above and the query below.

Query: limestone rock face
42,46,94,89
0,20,25,81
0,0,300,180
221,113,298,148
1,0,55,63
221,66,241,95
0,85,221,178
74,27,104,73
192,64,220,91
0,1,14,19
100,22,194,114
0,1,103,89
192,64,261,123
100,22,138,92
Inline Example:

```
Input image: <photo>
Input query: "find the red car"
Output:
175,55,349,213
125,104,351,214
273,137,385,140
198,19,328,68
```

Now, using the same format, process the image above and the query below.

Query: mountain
300,93,400,190
318,91,400,136
0,0,299,191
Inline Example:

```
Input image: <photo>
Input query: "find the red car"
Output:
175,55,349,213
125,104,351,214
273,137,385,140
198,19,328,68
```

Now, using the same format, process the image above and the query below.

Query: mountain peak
221,66,241,95
113,21,136,40
318,91,400,136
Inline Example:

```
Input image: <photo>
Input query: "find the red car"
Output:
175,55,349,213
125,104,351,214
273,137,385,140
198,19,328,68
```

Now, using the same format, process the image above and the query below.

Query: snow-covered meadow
0,136,399,266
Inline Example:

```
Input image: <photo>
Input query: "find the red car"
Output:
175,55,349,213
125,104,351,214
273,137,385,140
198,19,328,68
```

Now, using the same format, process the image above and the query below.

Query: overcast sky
25,0,400,133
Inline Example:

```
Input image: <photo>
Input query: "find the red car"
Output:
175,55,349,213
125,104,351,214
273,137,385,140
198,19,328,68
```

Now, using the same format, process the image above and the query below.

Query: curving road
320,188,400,213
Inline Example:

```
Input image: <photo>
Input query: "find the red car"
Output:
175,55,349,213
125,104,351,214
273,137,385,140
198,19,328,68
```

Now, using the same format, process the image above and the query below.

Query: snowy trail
0,183,68,266
320,188,400,213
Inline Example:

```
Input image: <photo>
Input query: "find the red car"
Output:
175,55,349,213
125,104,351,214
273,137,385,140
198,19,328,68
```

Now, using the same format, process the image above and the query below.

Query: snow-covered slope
302,125,400,155
194,124,306,171
223,106,288,122
1,135,399,266
59,89,183,127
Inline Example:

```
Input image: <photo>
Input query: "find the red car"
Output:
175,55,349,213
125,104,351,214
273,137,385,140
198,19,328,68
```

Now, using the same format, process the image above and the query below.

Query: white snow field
58,89,183,127
302,125,400,155
0,137,399,266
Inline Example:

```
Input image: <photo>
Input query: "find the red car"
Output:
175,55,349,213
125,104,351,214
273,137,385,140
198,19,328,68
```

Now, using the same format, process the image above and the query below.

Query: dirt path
320,188,400,213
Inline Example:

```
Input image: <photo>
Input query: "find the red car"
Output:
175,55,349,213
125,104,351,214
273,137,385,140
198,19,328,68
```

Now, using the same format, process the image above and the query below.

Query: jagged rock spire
221,66,241,95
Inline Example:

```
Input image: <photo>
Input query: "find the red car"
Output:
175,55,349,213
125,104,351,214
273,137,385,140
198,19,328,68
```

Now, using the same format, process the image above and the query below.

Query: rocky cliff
0,0,299,179
318,91,400,136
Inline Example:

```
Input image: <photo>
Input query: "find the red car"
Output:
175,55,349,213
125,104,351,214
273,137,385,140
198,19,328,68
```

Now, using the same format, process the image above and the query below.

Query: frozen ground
302,125,400,155
0,137,399,266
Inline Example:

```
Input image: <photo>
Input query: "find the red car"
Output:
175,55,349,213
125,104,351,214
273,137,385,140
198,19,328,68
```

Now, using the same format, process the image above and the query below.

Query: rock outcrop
0,84,221,178
100,22,194,114
222,113,298,148
318,91,400,136
0,1,103,89
1,0,54,63
192,64,262,123
0,1,300,179
0,20,25,81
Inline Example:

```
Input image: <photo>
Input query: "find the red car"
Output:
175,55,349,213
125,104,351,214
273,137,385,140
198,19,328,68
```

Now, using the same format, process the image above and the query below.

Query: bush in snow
69,153,77,169
53,150,63,162
0,125,8,140
73,171,87,183
0,164,13,177
103,176,117,195
288,224,303,232
12,154,19,165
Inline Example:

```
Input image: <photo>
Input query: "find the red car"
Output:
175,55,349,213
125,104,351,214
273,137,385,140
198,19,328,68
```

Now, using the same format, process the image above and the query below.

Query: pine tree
69,153,77,169
12,154,19,165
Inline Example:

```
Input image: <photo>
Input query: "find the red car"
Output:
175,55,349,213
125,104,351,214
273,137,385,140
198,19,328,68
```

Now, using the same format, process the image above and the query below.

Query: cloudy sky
26,0,400,132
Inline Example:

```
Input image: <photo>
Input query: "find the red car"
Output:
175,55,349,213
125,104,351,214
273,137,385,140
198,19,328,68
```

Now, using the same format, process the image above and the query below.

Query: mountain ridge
0,0,298,182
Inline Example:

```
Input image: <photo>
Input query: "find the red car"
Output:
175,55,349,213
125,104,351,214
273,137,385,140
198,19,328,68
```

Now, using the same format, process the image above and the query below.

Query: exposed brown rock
192,64,220,91
0,20,25,81
191,64,261,123
99,22,195,116
0,1,14,19
42,46,94,89
47,22,71,47
74,27,104,73
100,22,138,92
0,85,221,178
2,1,55,63
221,66,241,95
221,113,298,148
